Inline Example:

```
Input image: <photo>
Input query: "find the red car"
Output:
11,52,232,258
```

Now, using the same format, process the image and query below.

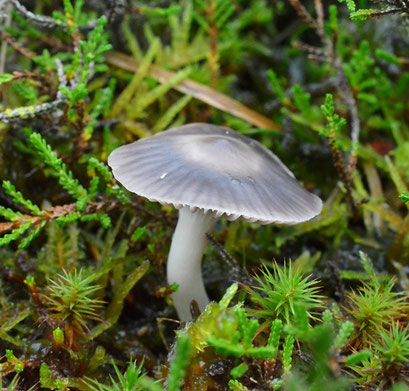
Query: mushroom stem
167,206,216,321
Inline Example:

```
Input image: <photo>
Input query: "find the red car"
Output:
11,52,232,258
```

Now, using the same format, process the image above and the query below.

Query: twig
314,0,324,34
206,233,254,286
337,74,360,149
328,130,357,212
267,76,340,111
206,0,220,83
291,41,331,63
0,2,11,102
0,54,95,124
5,0,68,29
0,3,11,73
0,200,118,234
286,0,322,39
2,0,114,33
287,0,361,214
55,59,67,95
0,31,36,58
0,59,68,123
287,0,361,153
326,260,346,304
0,99,66,122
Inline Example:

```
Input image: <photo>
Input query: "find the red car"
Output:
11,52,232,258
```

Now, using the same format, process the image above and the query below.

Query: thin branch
267,76,340,111
6,0,68,29
206,233,254,286
287,0,361,177
1,200,117,235
286,0,322,39
0,30,36,58
0,3,11,73
315,0,324,34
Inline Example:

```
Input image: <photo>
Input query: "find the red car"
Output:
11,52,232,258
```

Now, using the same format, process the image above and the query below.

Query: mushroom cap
108,123,322,225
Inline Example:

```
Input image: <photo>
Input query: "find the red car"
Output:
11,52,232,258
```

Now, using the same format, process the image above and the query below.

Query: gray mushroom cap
108,123,322,225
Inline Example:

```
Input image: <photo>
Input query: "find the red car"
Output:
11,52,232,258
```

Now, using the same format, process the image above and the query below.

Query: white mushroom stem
167,206,216,321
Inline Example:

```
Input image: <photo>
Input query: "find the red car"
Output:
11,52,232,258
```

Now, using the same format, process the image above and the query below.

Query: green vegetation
245,262,323,325
1,0,409,389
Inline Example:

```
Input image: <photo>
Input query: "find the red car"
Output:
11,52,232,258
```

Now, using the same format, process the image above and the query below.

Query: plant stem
167,206,216,321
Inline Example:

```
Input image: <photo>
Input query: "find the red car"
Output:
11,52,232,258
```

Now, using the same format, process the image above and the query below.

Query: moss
1,0,409,389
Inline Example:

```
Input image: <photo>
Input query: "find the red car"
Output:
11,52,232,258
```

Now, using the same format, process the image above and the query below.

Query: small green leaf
230,363,248,379
0,73,14,85
333,321,354,350
346,349,373,366
375,49,401,66
39,363,55,389
168,333,191,391
267,69,286,101
399,192,409,204
350,9,377,21
131,226,147,242
53,327,65,345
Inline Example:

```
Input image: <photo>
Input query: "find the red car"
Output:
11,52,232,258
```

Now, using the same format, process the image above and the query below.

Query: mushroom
108,123,322,321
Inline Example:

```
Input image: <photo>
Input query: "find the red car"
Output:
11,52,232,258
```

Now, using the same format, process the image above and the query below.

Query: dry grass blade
105,51,281,131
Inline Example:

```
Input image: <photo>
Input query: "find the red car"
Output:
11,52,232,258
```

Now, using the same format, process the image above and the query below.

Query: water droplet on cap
160,172,168,179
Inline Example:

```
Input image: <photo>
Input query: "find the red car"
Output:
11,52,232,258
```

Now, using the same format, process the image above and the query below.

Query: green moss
2,0,409,389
